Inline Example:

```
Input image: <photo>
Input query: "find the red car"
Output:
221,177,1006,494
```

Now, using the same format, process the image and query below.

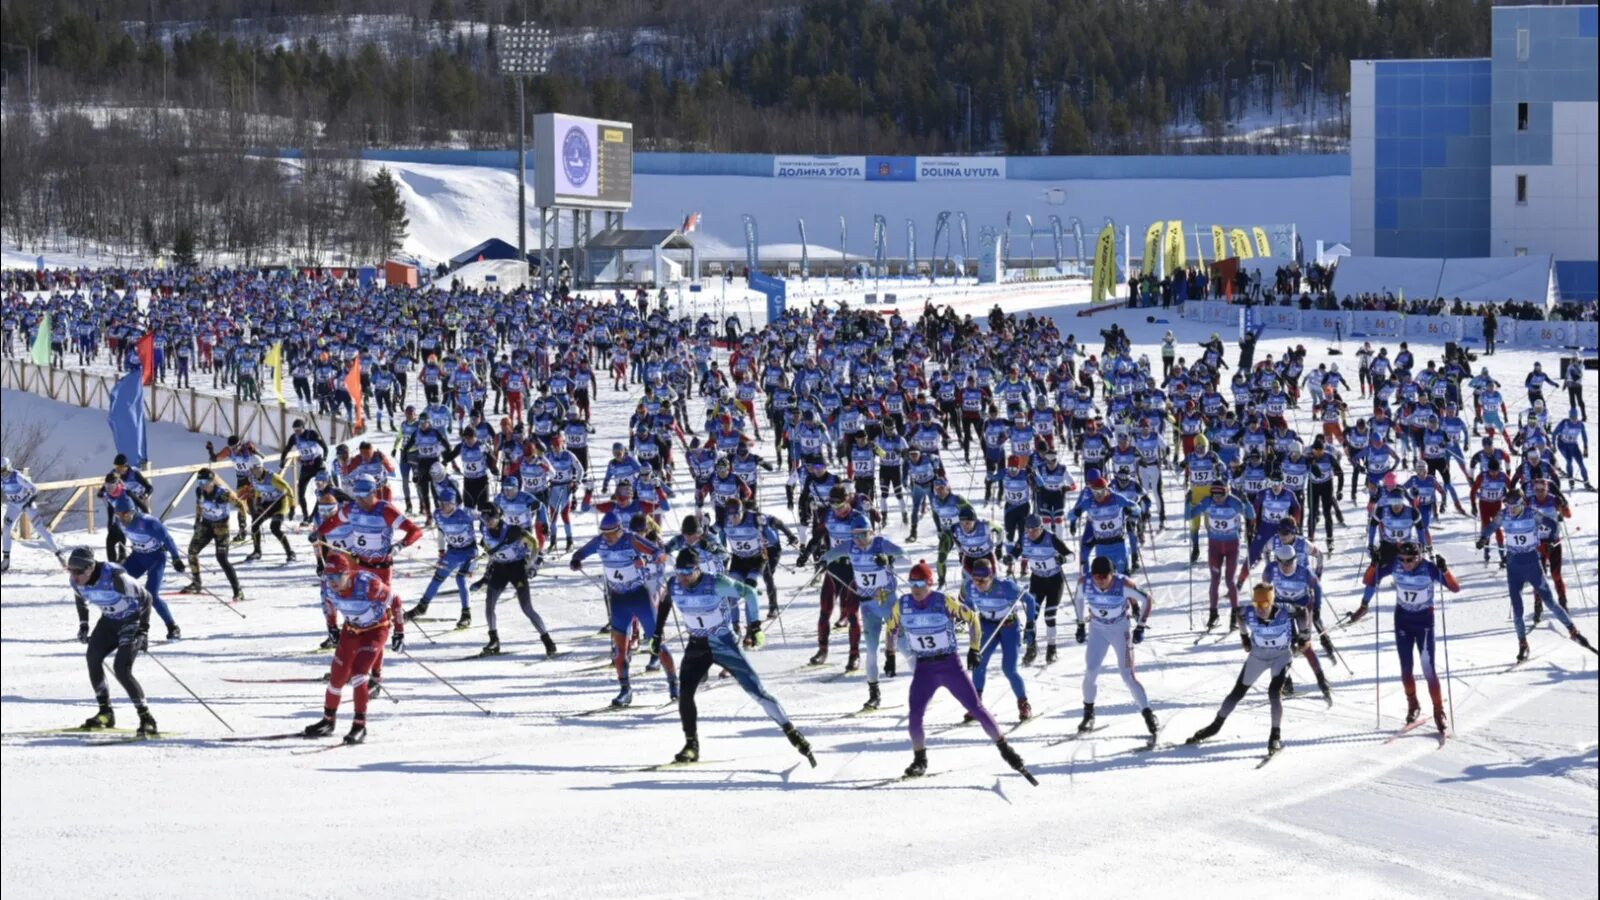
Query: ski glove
390,631,405,653
1475,537,1488,550
648,635,663,657
1433,554,1449,571
1132,624,1147,644
135,628,149,654
743,622,763,648
77,622,90,644
966,647,980,671
1075,622,1087,644
172,558,187,574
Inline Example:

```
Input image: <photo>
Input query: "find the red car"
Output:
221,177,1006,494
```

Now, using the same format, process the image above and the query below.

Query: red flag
345,354,365,431
137,332,156,386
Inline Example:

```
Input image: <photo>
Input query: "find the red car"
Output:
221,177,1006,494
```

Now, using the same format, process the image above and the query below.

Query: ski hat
958,505,977,522
1382,472,1398,489
0,456,9,472
113,454,129,467
436,487,458,505
850,513,872,534
65,547,97,575
674,547,700,571
599,511,622,532
681,515,701,536
112,495,136,515
1024,513,1044,531
969,558,994,578
1090,555,1114,577
1274,544,1298,562
908,561,934,584
350,475,378,498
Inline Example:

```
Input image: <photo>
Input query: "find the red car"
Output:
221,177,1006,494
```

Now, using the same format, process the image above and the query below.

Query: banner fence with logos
1178,302,1599,350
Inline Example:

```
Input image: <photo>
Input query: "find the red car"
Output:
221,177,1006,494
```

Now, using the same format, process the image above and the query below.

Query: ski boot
179,579,204,594
597,622,613,636
1186,717,1224,744
1405,696,1421,725
83,706,115,730
610,684,633,708
243,549,262,563
1018,699,1033,722
845,652,860,673
863,682,881,711
1023,639,1038,665
319,627,340,650
344,719,367,745
1433,709,1448,735
481,631,502,656
908,527,918,542
905,748,929,778
456,608,472,630
1076,703,1097,733
645,653,662,673
667,675,680,703
404,601,430,622
1280,674,1295,696
302,716,336,738
1267,727,1283,754
1572,628,1596,652
1141,707,1160,737
1045,643,1058,664
166,624,183,641
1190,545,1201,564
136,708,159,738
541,633,558,657
1,552,9,573
809,648,828,666
1532,597,1544,626
1316,674,1333,705
1204,609,1220,630
884,653,897,678
367,676,383,699
782,722,816,767
1516,639,1530,663
1227,607,1239,632
1320,633,1337,662
995,738,1029,777
766,602,780,621
231,588,246,603
285,551,298,563
674,737,700,764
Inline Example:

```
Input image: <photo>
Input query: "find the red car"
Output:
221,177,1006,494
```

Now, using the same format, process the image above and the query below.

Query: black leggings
87,616,146,708
485,562,549,635
251,500,294,556
187,523,241,592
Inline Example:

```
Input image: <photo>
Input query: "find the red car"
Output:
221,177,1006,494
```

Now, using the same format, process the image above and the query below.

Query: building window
1517,28,1530,62
1517,102,1529,131
1516,174,1528,204
1515,247,1528,257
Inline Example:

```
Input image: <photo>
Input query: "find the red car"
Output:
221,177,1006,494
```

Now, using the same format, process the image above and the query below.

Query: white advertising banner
1350,310,1404,338
915,157,1008,181
772,156,866,179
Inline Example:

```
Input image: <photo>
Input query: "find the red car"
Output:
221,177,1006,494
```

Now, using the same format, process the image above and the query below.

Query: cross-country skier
65,547,159,737
652,547,815,767
1186,582,1300,756
300,552,404,745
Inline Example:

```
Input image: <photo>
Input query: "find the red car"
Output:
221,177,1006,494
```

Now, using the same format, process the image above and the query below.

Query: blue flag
107,368,149,467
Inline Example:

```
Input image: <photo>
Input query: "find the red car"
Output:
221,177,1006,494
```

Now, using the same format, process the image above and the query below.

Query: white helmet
0,456,10,472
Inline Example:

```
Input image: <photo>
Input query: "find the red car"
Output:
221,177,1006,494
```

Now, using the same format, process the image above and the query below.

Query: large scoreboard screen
533,113,634,211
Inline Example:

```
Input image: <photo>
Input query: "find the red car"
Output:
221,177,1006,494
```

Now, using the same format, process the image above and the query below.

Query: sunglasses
674,567,697,578
908,579,930,588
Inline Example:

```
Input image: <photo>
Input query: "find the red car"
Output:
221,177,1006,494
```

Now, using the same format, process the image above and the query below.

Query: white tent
1435,255,1557,308
450,258,527,290
1329,256,1445,300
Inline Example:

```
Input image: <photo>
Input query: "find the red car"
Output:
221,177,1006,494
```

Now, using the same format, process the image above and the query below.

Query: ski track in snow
2,297,1596,900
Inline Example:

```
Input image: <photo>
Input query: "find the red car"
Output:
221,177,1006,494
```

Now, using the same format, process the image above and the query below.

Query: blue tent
449,238,524,270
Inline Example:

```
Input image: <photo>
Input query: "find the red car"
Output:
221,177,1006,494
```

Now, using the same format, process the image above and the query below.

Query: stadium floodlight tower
499,23,554,269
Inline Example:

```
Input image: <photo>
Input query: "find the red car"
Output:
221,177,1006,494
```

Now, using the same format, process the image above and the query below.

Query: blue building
1351,3,1598,300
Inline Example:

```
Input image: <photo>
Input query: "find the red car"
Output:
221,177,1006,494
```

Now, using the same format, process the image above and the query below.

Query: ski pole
185,584,248,619
1373,594,1382,731
1558,519,1592,622
1437,596,1456,732
143,647,234,732
398,647,493,715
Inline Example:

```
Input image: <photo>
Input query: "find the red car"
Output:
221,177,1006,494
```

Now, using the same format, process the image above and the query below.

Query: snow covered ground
2,301,1596,900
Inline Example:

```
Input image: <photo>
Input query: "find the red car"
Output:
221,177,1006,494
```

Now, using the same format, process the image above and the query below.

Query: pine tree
366,166,410,260
1050,101,1091,155
172,225,199,267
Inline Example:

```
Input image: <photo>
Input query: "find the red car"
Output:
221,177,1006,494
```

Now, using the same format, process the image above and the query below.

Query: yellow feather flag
1252,227,1272,258
265,340,286,405
1142,221,1164,277
1211,225,1227,262
1230,228,1254,259
1164,220,1186,273
1092,222,1118,304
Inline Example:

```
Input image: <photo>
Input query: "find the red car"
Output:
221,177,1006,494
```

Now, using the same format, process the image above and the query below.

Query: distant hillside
1,0,1490,155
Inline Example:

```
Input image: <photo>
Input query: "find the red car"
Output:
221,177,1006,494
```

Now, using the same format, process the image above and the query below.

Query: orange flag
346,354,365,431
